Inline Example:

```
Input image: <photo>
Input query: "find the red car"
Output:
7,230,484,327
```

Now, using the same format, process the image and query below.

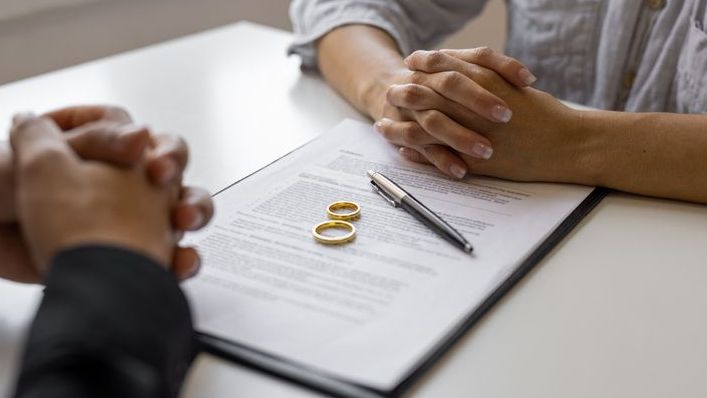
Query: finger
374,117,442,148
405,68,512,124
173,186,214,231
64,123,151,166
387,83,442,111
172,246,201,280
386,83,491,129
409,109,494,160
405,53,515,122
398,147,432,165
410,48,537,87
147,134,189,186
375,118,469,179
0,224,40,284
44,105,132,131
11,113,77,174
419,145,469,179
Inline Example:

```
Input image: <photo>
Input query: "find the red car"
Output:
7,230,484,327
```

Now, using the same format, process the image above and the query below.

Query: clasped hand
374,47,585,183
1,106,214,283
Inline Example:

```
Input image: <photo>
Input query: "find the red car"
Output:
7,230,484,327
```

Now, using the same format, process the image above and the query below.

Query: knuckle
439,71,463,91
74,122,122,147
400,124,421,146
408,71,426,85
472,46,494,61
420,110,443,130
103,106,132,123
24,147,67,174
11,117,44,136
407,149,426,164
424,51,445,69
408,50,427,65
399,85,423,106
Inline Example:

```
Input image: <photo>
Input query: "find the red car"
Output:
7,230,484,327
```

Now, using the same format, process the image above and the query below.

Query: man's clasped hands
0,106,214,284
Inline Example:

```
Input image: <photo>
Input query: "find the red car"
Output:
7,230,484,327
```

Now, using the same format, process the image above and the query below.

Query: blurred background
0,0,506,85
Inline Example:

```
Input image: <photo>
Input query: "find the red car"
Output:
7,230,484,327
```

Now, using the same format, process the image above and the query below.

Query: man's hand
373,48,536,179
0,106,214,283
11,114,177,273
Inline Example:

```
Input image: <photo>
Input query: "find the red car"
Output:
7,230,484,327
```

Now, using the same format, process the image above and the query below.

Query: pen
367,170,473,254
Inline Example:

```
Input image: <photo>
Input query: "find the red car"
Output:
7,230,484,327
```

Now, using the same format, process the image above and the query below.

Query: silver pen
367,170,473,254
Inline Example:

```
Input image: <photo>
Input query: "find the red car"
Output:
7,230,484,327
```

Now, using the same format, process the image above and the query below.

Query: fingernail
159,158,177,183
450,164,467,179
110,124,142,149
189,211,205,230
471,143,494,160
374,119,388,133
518,68,537,85
12,112,36,126
117,124,147,136
188,256,201,278
491,105,513,123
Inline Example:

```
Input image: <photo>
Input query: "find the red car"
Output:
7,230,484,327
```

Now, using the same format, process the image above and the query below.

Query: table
1,22,706,398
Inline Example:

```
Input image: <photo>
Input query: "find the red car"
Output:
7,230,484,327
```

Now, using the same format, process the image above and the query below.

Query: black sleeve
13,246,198,398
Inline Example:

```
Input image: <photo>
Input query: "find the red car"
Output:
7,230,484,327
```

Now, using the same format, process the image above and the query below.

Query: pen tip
366,170,375,178
464,243,474,254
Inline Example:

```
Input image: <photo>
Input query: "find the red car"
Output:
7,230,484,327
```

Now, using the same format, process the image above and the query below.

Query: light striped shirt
289,0,707,113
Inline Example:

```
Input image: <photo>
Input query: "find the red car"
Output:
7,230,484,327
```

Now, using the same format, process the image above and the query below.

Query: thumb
10,113,76,176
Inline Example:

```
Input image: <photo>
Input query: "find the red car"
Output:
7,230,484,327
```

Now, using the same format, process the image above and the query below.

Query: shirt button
623,71,636,90
646,0,665,10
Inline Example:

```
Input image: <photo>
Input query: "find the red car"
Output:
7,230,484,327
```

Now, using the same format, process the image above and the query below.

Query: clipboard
191,122,609,397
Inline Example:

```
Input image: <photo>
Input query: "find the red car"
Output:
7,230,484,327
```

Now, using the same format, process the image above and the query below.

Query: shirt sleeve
13,246,197,398
288,0,490,70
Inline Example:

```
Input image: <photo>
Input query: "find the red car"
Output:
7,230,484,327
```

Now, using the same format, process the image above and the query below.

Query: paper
183,119,593,390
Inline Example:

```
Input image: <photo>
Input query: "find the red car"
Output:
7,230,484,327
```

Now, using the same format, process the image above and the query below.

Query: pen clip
370,181,398,208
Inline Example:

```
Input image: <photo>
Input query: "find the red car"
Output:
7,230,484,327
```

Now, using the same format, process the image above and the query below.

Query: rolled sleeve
288,0,489,70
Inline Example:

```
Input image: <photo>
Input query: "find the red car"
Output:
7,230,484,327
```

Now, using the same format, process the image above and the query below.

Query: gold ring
312,220,356,245
326,201,361,221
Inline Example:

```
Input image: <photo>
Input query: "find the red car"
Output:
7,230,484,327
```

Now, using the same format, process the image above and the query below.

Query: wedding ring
326,201,361,221
312,220,356,245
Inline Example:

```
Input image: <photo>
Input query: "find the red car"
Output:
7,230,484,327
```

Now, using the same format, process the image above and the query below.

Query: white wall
0,0,506,85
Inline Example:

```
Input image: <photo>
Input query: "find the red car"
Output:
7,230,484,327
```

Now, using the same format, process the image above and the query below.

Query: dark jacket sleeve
13,246,198,398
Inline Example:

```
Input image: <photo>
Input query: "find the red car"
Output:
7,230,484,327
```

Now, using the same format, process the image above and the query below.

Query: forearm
581,111,707,203
317,25,407,119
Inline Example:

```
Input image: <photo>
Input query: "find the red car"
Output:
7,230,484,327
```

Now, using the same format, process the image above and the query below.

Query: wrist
358,67,409,120
568,109,616,187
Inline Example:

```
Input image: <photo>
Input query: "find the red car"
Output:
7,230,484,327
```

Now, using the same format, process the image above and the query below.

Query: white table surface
1,22,706,398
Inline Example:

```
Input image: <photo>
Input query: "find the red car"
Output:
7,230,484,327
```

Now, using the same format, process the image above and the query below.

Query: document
183,119,593,390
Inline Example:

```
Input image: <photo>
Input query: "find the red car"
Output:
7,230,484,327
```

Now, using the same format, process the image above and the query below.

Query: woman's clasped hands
374,47,593,185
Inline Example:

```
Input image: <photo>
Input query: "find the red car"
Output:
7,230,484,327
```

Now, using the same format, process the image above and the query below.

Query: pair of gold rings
312,201,361,245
